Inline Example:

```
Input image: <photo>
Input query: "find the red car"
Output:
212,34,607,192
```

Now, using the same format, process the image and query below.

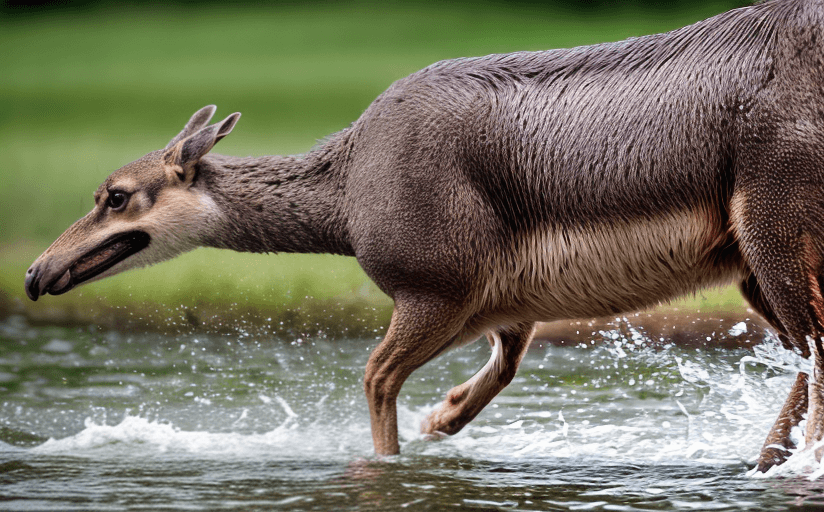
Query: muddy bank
3,285,774,349
534,306,772,350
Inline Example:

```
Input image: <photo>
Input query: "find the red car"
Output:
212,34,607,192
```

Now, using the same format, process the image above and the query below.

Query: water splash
0,314,818,477
389,326,806,472
30,414,374,461
6,315,824,510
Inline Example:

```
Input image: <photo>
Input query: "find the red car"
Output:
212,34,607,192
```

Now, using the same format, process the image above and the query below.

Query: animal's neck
198,142,353,256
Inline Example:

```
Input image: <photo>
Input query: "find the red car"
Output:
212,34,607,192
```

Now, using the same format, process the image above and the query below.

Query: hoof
421,430,448,442
420,411,450,439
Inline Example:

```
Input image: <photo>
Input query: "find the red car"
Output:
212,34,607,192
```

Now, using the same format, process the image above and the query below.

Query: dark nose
25,266,40,301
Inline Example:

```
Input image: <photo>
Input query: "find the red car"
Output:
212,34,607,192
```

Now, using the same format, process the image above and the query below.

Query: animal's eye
107,191,129,211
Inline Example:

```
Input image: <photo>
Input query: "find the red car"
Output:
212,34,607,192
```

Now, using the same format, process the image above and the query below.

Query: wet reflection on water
0,313,822,510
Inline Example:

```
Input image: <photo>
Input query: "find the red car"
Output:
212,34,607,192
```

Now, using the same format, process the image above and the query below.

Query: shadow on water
2,312,824,510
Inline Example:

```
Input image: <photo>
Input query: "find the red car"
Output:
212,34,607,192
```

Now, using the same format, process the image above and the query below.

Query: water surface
1,314,823,510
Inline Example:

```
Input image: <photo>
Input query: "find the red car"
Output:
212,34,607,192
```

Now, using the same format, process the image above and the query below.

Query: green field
1,1,749,334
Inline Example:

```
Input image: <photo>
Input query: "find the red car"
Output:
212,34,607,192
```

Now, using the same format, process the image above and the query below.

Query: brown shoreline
533,307,773,350
3,286,775,349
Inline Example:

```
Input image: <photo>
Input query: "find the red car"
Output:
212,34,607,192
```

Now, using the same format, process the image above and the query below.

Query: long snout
25,262,47,301
24,265,40,301
25,213,94,301
26,265,40,300
24,213,151,301
25,253,76,301
25,231,77,302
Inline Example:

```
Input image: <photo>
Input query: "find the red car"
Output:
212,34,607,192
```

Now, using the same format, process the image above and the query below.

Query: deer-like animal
25,0,824,471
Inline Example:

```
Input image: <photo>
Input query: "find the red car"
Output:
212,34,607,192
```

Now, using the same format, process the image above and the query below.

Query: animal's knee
363,362,398,405
363,363,381,399
446,386,468,406
497,364,518,387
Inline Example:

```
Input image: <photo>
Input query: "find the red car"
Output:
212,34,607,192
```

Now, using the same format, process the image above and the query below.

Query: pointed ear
165,105,217,150
163,112,241,184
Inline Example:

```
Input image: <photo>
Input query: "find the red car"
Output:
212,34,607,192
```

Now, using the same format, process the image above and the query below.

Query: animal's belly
476,209,744,321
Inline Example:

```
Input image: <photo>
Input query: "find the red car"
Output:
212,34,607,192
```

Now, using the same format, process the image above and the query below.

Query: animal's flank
472,208,743,323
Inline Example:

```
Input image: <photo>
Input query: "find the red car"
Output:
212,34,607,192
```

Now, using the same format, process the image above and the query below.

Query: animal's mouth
32,231,151,299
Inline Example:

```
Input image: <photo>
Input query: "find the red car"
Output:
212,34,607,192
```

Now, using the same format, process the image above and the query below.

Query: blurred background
1,0,749,337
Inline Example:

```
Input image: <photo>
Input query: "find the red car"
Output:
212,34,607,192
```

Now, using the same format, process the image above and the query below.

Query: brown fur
24,0,824,469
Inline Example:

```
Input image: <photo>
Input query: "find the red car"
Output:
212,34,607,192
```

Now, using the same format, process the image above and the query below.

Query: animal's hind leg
738,247,824,464
741,275,810,471
732,159,824,468
740,252,824,466
757,372,809,472
421,322,535,437
740,274,793,351
364,295,467,455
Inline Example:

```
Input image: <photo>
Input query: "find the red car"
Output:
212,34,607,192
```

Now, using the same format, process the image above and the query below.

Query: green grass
1,1,748,332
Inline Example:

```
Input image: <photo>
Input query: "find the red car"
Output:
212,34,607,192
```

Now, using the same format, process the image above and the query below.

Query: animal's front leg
363,295,467,455
421,322,534,437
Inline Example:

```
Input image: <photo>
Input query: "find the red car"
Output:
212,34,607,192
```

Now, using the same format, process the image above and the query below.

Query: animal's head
25,105,240,301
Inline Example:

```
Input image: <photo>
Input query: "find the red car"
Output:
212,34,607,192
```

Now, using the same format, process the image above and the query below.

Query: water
2,313,824,510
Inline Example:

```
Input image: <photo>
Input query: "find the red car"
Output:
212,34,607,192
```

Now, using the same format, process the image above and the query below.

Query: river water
2,313,824,510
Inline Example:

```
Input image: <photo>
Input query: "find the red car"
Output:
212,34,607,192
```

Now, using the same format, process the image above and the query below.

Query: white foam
14,332,822,478
31,415,373,461
399,337,810,471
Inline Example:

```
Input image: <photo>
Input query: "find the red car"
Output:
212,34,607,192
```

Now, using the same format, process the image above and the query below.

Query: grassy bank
1,1,748,334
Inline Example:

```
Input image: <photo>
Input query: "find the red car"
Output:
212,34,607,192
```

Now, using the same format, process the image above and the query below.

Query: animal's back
344,0,795,320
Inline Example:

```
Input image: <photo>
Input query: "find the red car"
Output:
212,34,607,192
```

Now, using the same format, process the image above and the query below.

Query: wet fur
27,0,824,469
